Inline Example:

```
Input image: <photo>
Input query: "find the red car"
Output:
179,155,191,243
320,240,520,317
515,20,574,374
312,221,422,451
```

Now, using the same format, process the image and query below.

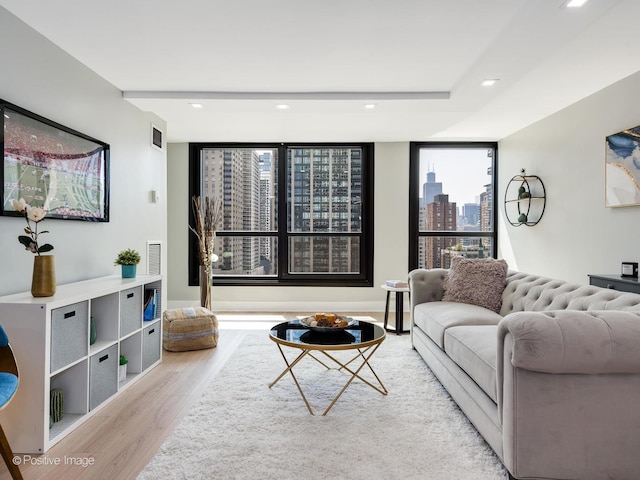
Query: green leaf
18,236,32,248
39,230,50,234
24,227,32,234
38,244,54,253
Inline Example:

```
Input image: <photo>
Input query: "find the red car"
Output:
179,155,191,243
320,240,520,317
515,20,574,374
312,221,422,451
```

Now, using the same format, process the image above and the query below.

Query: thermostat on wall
621,262,638,278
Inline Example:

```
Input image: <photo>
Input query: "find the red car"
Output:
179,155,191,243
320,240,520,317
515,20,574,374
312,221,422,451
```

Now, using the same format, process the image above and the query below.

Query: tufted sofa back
500,271,640,316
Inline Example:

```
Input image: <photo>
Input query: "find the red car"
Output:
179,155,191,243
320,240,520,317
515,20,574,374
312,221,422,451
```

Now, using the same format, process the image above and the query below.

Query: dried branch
189,195,222,266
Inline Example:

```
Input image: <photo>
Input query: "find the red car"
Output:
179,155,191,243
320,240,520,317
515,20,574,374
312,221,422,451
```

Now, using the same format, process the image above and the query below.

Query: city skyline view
196,144,495,274
416,146,496,269
199,146,364,277
418,148,493,206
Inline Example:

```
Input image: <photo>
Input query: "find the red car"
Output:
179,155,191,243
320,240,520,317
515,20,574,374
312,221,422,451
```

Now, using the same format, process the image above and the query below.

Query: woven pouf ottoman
163,306,219,352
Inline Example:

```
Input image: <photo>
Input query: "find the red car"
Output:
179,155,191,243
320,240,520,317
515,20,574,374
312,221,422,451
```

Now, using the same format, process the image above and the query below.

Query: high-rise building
418,170,444,267
241,149,262,275
202,147,362,276
258,152,276,274
479,183,492,232
424,193,457,268
461,203,480,226
201,148,225,272
421,171,443,207
288,148,361,273
202,148,265,275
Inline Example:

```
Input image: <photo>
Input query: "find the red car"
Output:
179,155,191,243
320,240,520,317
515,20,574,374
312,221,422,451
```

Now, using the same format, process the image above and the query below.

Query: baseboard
167,300,392,312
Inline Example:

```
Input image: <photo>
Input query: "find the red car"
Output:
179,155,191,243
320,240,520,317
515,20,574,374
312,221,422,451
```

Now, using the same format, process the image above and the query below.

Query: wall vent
151,124,163,151
147,241,162,275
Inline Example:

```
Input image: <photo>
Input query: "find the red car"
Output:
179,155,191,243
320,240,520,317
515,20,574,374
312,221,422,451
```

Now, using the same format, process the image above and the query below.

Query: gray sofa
409,268,640,480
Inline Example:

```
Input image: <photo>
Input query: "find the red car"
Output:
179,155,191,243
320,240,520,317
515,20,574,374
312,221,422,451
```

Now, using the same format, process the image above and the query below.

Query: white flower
27,207,46,223
14,201,54,255
11,198,27,212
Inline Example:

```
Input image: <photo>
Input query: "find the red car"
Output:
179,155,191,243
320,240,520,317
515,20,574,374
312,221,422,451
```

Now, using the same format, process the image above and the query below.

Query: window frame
408,141,498,271
188,142,375,287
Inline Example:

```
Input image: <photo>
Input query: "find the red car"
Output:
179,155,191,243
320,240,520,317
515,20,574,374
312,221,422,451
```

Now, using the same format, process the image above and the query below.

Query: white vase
119,364,127,382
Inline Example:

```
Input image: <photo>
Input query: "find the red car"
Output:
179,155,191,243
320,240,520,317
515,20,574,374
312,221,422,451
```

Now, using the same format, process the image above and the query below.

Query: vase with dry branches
189,195,222,310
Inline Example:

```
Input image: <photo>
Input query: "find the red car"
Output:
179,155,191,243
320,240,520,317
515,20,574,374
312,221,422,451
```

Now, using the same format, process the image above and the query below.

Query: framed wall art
1,99,110,221
605,125,640,207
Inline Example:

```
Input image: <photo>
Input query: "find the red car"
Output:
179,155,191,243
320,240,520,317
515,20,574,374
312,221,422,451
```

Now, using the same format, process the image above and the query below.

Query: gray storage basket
120,286,142,337
142,323,161,370
89,344,118,411
50,301,89,372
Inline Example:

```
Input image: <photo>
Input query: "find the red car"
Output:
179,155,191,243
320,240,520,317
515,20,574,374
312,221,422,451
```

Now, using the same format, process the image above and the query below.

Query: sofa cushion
442,257,508,313
413,301,502,349
444,325,498,402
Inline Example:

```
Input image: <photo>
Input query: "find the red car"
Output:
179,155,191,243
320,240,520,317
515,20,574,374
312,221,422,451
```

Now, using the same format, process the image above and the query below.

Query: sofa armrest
498,310,640,375
496,310,640,479
408,268,447,307
408,268,448,335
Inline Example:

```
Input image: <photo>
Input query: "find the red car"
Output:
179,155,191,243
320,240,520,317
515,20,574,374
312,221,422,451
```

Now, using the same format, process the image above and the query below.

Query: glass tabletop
269,320,385,350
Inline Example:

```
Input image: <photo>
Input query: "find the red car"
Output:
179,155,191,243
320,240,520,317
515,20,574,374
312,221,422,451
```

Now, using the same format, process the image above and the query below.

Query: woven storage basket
163,307,219,352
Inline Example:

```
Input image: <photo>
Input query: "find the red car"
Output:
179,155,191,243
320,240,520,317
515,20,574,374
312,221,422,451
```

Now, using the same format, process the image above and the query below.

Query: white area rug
138,333,508,480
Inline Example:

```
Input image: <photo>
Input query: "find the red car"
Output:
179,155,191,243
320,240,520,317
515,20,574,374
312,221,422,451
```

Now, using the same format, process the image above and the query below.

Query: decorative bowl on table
299,313,357,333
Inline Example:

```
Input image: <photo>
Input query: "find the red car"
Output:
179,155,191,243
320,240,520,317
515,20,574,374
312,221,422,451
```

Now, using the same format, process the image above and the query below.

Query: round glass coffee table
269,319,387,415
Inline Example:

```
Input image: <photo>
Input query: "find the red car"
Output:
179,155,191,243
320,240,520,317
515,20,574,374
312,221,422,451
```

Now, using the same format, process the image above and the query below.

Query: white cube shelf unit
0,274,163,453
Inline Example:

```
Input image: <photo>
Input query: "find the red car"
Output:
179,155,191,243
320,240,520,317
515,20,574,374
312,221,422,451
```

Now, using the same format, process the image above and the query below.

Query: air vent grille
151,124,163,150
147,241,161,275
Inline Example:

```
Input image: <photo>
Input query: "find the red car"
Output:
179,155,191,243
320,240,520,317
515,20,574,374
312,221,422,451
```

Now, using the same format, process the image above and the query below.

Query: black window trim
189,142,375,287
408,141,498,271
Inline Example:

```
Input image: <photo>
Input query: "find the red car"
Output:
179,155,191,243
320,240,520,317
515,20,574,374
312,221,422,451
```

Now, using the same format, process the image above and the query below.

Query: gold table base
269,342,388,416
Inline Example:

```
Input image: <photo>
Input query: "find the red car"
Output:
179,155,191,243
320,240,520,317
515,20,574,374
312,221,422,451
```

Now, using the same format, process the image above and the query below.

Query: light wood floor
0,312,395,480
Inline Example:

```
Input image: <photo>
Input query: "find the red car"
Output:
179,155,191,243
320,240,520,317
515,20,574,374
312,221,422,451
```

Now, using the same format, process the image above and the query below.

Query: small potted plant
119,354,128,382
114,249,141,278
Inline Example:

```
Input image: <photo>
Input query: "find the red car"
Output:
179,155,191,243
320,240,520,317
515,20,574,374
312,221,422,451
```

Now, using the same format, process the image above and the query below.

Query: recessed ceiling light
566,0,588,7
275,104,290,110
364,104,376,109
190,103,203,109
481,79,499,87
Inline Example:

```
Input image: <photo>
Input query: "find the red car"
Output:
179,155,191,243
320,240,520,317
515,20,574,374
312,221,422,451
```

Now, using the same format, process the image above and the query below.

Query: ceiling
1,0,639,143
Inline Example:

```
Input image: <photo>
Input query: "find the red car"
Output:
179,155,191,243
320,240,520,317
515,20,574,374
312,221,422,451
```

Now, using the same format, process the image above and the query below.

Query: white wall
166,142,410,311
0,8,167,295
498,71,640,284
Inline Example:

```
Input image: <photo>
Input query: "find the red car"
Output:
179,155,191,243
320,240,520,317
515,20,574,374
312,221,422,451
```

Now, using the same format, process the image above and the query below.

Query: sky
418,147,494,206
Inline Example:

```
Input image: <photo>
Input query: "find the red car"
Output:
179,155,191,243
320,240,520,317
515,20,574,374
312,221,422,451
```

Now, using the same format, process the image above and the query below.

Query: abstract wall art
605,126,640,207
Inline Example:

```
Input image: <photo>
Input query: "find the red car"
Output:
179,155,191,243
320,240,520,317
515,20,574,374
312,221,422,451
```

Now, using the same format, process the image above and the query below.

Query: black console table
588,274,640,294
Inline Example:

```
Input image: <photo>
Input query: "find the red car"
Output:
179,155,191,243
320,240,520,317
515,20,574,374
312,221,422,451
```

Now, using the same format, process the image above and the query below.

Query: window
409,142,497,270
189,143,374,286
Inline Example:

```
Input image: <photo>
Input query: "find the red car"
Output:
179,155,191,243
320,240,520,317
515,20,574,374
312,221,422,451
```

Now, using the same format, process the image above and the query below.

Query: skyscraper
421,171,443,207
424,193,457,268
201,146,363,277
288,148,361,273
479,183,493,232
202,148,265,275
461,203,480,226
258,152,276,274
